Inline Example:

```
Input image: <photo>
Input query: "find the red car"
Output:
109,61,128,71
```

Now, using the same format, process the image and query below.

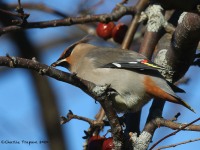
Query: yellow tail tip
180,99,195,113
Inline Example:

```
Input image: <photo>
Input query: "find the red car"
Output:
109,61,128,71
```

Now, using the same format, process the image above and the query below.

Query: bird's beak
51,58,66,67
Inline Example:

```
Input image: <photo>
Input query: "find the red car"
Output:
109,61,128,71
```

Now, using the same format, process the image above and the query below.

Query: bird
51,37,194,113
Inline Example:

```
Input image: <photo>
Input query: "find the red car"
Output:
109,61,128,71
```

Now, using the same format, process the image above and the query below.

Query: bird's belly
76,68,152,112
113,93,151,113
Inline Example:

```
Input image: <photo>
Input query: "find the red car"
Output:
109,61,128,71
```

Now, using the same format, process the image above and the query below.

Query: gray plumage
52,42,194,113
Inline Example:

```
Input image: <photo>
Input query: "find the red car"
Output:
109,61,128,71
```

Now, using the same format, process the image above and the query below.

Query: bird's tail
175,97,195,113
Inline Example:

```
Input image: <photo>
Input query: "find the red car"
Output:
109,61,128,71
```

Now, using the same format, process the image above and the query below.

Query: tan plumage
51,39,194,113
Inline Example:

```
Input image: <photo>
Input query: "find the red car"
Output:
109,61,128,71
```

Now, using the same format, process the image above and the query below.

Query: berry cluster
96,22,128,44
87,136,114,150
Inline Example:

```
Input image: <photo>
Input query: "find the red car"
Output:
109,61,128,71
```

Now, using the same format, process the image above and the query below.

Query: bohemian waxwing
51,37,194,113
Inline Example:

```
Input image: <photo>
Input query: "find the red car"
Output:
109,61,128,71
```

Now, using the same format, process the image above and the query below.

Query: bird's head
51,42,78,69
51,36,92,69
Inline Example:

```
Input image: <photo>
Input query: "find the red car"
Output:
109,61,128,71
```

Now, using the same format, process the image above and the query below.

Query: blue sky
0,0,200,150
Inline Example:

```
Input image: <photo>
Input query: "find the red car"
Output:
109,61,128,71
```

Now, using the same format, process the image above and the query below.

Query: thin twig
170,112,181,122
7,3,98,35
60,110,104,128
0,8,21,17
157,137,200,150
8,3,68,18
0,5,136,35
149,117,200,150
156,117,200,131
121,0,149,49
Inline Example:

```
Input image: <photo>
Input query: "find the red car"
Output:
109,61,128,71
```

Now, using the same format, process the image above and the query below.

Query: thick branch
139,4,166,58
155,12,200,82
99,96,124,149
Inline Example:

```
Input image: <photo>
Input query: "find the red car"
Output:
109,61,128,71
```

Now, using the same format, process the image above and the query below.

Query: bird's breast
75,67,152,112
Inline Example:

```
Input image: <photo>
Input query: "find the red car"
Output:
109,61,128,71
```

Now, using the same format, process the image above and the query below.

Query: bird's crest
57,35,93,61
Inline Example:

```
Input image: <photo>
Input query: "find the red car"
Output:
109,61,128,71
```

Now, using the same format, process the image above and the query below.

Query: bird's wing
89,48,167,71
102,59,166,71
86,47,186,93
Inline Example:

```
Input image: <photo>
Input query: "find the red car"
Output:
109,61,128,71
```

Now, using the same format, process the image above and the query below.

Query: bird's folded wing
102,59,166,71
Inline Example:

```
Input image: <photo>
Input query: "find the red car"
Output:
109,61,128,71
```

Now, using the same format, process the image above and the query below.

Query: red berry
102,137,114,150
112,23,128,44
96,22,115,40
88,135,105,150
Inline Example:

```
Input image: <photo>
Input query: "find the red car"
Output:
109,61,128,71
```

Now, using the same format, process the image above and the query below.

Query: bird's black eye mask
50,43,78,68
58,43,78,60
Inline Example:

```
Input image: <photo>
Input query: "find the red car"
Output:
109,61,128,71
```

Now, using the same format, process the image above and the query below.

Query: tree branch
60,110,104,128
0,55,103,98
0,55,124,149
157,137,200,150
0,4,136,36
149,117,200,150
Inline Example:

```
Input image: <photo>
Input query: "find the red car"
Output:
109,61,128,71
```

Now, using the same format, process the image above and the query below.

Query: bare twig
8,3,68,18
157,137,200,150
0,8,21,18
60,110,104,128
15,0,29,23
149,117,200,150
0,5,136,35
156,117,200,131
7,2,98,36
170,112,181,122
121,0,149,49
0,56,97,98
